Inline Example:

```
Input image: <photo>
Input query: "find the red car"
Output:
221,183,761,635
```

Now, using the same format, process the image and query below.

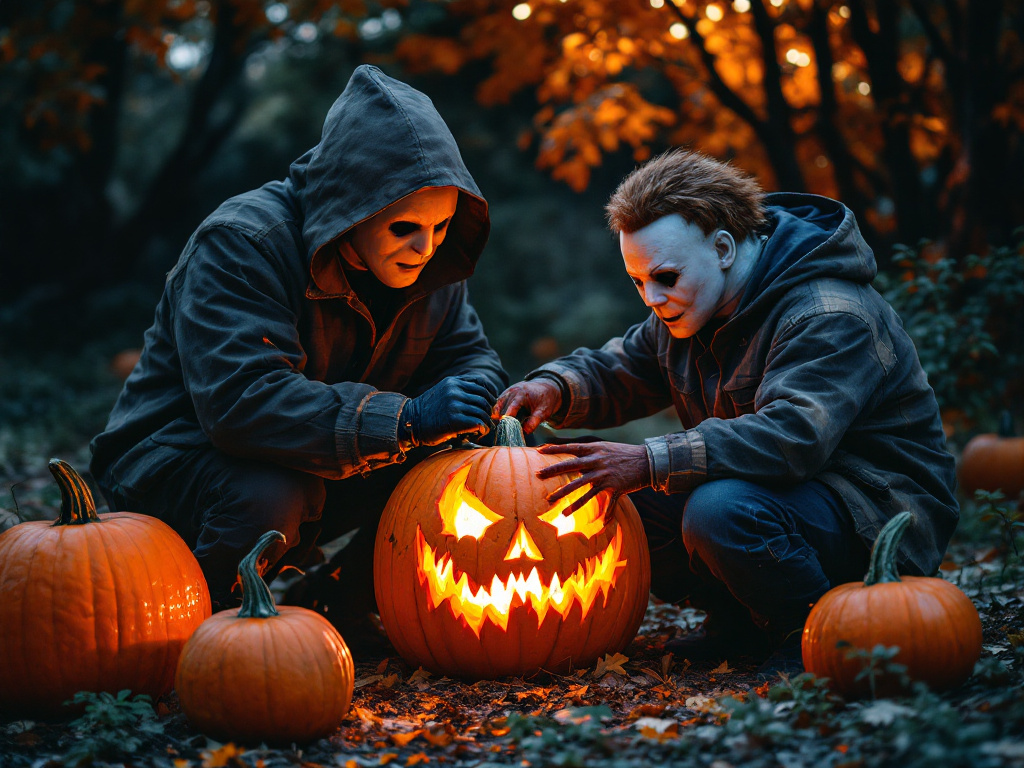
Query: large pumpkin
801,511,982,698
958,413,1024,499
176,530,354,746
374,416,651,679
0,459,211,717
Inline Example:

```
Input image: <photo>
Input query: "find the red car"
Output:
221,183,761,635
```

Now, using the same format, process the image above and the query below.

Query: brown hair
605,148,767,240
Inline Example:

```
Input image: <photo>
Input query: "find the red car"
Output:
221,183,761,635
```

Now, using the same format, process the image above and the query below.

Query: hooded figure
91,66,508,626
495,149,957,678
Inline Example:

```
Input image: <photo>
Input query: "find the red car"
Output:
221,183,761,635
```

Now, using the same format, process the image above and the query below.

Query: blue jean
630,478,870,641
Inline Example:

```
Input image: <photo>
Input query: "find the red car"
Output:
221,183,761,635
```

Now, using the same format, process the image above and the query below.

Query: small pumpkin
958,412,1024,499
175,530,355,746
0,459,211,717
801,511,982,698
374,416,651,679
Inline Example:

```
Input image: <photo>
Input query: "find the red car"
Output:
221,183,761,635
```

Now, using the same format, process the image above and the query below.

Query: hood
288,65,489,296
736,192,877,320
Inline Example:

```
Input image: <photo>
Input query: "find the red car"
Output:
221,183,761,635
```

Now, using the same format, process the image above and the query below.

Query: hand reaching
492,379,562,434
401,376,494,447
536,440,652,515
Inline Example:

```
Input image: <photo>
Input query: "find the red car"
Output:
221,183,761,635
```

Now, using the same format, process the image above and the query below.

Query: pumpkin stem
494,415,527,448
863,511,913,586
237,530,285,619
48,459,100,526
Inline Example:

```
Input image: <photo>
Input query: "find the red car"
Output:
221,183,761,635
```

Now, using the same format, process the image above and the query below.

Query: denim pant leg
101,446,326,610
680,478,869,639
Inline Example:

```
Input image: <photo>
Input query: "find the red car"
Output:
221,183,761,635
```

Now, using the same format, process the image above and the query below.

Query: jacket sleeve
172,227,407,480
406,282,508,398
645,309,892,494
526,315,673,429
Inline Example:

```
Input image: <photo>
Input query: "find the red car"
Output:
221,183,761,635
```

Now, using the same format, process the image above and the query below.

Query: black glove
399,376,495,447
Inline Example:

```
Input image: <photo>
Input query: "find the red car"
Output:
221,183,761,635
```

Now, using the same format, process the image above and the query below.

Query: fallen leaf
422,723,455,747
594,652,629,678
858,700,916,726
711,660,734,674
660,653,674,679
634,716,677,734
354,707,383,725
391,730,423,747
201,743,245,768
563,683,589,703
408,667,432,686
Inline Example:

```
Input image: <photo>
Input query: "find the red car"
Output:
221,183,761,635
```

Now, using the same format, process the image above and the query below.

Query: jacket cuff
526,364,591,427
644,429,708,494
353,391,410,470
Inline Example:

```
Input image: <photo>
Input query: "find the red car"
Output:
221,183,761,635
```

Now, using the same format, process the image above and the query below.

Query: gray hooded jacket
91,65,507,493
530,194,958,576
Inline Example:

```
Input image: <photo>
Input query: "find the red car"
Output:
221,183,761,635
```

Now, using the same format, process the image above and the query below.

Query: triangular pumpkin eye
437,463,503,540
539,484,606,539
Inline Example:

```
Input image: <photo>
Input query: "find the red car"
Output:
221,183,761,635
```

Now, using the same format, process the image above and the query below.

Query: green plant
840,644,911,700
62,690,163,767
765,672,840,724
877,230,1024,431
975,490,1024,558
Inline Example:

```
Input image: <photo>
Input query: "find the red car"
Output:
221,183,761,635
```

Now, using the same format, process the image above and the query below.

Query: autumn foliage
394,0,1024,252
1,0,1022,296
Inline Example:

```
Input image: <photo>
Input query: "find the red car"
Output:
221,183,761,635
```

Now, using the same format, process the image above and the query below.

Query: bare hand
536,441,652,515
492,379,562,435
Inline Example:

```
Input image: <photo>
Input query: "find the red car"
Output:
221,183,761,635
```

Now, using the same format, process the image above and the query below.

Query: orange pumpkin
958,413,1024,499
175,530,354,745
0,459,211,717
374,416,651,679
801,511,982,698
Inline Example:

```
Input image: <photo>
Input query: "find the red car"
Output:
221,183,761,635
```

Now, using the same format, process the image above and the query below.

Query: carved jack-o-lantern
374,418,651,679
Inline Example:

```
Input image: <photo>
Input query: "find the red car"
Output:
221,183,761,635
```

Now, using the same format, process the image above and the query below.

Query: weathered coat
91,65,507,495
531,193,958,576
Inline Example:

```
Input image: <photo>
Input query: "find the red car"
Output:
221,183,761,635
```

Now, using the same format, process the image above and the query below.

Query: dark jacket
530,193,958,576
91,65,507,494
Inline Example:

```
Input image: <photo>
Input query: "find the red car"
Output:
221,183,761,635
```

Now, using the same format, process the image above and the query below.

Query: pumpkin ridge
392,480,435,667
119,516,165,689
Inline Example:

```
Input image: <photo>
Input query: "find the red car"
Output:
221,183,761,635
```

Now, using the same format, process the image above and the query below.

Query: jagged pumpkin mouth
414,526,627,636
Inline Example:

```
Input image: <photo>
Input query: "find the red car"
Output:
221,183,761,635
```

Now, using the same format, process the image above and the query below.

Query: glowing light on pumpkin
415,527,627,636
504,523,543,561
538,486,607,539
438,464,503,540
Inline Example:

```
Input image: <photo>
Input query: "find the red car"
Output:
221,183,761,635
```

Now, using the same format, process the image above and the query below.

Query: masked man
91,66,507,636
495,149,957,676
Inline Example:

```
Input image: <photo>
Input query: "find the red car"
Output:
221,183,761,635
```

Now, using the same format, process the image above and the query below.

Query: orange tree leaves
394,0,1024,253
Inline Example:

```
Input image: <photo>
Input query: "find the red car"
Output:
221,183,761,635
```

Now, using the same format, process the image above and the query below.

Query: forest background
1,0,1023,483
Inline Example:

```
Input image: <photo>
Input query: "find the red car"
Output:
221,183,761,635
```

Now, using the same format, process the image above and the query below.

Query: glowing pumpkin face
374,418,651,679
